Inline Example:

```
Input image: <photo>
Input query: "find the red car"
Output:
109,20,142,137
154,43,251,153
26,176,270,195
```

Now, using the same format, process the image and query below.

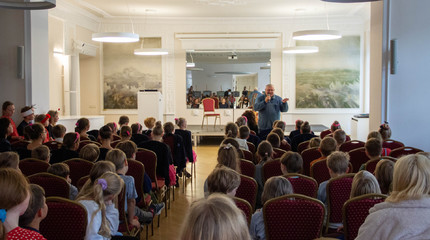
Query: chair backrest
19,158,50,176
242,149,254,163
202,98,216,112
40,197,87,240
112,134,121,141
77,175,89,191
235,174,258,211
364,156,397,173
163,135,175,159
343,193,387,240
283,173,318,198
273,148,286,159
233,197,253,225
44,140,62,150
136,148,158,187
126,159,145,202
263,194,325,240
301,147,322,176
339,140,365,152
279,141,291,152
111,140,121,148
310,159,330,185
77,140,100,153
247,141,256,154
320,129,331,139
28,173,70,198
348,147,369,173
63,158,95,186
11,140,30,151
262,159,283,184
382,139,405,150
389,146,423,158
212,97,219,109
117,186,138,234
240,159,256,178
326,173,355,231
297,140,310,153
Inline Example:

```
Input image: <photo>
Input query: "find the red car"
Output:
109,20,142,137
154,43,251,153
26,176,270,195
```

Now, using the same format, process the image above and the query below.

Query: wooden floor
145,137,221,240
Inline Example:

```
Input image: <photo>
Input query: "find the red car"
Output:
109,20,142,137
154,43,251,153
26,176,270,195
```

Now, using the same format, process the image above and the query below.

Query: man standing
254,84,289,139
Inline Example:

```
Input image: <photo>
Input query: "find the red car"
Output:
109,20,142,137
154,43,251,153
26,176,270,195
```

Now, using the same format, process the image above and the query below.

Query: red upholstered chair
297,140,310,153
339,140,365,152
320,129,331,139
77,140,101,153
236,174,258,211
76,175,89,191
273,148,286,159
247,141,256,154
389,146,423,158
117,186,146,239
263,194,325,240
240,159,256,178
64,158,94,186
111,140,122,148
382,139,404,150
40,197,87,240
79,136,91,141
283,173,318,198
201,98,221,128
28,173,70,198
310,159,330,185
126,159,152,215
279,141,291,152
262,159,283,184
11,140,30,151
112,134,121,141
348,147,369,173
301,147,322,176
234,197,253,225
136,148,168,217
242,149,255,163
43,140,62,150
326,173,355,233
364,156,397,173
343,193,387,240
19,158,50,176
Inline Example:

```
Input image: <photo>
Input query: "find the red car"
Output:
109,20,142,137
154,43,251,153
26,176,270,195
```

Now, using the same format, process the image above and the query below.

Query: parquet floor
145,137,221,240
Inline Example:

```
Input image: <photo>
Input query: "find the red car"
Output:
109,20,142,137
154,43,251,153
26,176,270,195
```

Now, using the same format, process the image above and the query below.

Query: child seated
143,117,156,137
367,131,391,156
317,151,350,229
34,114,51,143
17,106,34,137
119,125,132,141
207,166,240,197
359,138,383,171
254,141,273,208
280,151,303,175
271,127,290,150
310,137,337,167
374,159,394,194
130,123,149,145
117,115,129,135
309,137,321,148
50,132,79,164
350,170,381,198
0,117,13,152
52,124,66,143
19,184,48,235
47,163,78,200
291,121,317,152
250,176,293,240
31,145,50,162
333,129,347,150
98,125,113,161
79,143,100,162
0,151,20,170
266,133,280,149
78,161,116,196
75,118,96,141
225,122,248,151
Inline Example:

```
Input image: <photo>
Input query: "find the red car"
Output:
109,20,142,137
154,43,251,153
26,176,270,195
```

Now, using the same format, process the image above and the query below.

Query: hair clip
113,122,117,129
223,143,232,150
97,179,108,190
137,123,141,132
332,123,340,127
264,152,269,156
242,116,248,123
0,209,6,223
75,132,80,143
108,126,113,132
174,118,178,121
75,122,79,127
127,131,130,136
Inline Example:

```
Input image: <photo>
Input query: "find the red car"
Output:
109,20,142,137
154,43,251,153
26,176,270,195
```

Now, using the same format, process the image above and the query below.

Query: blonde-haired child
78,172,124,239
250,176,293,240
350,170,381,198
207,166,241,197
0,151,20,170
374,159,395,194
31,145,50,162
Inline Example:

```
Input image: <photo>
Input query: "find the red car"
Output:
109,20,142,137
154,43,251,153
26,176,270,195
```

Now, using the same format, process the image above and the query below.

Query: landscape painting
295,36,360,108
103,38,162,110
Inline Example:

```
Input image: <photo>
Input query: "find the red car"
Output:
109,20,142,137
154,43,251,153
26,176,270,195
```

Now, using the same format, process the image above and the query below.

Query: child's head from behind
261,176,293,205
116,140,137,159
256,140,273,163
374,159,395,194
48,163,70,180
239,125,250,140
24,123,45,141
99,125,113,140
367,131,383,141
180,193,250,240
144,117,156,129
175,118,187,129
319,137,337,157
378,123,391,140
365,138,382,158
118,115,129,126
220,138,243,159
331,120,341,132
295,119,303,130
280,151,303,174
207,166,240,197
271,128,285,143
350,170,381,198
309,137,321,148
333,129,346,146
79,143,100,162
0,152,20,170
163,122,175,134
131,123,142,134
275,121,286,132
52,124,66,139
89,161,116,184
19,184,47,228
225,122,238,138
75,118,90,133
300,121,311,134
120,125,132,139
63,132,80,150
31,145,50,162
217,143,239,172
105,149,127,172
327,151,350,176
152,121,163,137
266,133,280,148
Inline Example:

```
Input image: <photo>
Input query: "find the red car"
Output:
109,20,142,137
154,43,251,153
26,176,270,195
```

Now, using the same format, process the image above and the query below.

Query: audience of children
79,143,100,162
374,159,395,194
291,121,317,152
50,132,79,164
180,193,251,240
17,106,34,137
0,118,12,152
356,154,430,239
250,176,293,240
52,124,66,143
207,166,241,197
310,137,337,167
18,184,48,235
47,163,78,200
17,123,46,159
31,145,50,162
75,118,96,141
98,125,114,161
0,168,47,239
225,122,249,151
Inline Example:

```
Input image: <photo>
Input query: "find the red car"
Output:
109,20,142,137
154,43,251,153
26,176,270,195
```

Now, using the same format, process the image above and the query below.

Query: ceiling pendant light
283,46,319,54
0,0,55,9
186,52,196,67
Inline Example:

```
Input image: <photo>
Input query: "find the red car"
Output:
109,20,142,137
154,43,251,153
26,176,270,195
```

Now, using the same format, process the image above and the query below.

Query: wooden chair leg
151,221,154,236
201,115,205,128
158,215,160,228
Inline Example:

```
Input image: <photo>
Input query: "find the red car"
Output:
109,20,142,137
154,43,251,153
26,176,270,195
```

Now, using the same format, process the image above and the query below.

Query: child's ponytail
93,178,109,238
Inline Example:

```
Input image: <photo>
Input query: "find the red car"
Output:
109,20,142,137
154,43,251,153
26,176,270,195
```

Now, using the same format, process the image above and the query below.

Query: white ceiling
65,0,369,19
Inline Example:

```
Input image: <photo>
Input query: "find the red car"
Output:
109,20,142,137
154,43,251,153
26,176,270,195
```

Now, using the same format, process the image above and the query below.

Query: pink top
7,227,47,240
